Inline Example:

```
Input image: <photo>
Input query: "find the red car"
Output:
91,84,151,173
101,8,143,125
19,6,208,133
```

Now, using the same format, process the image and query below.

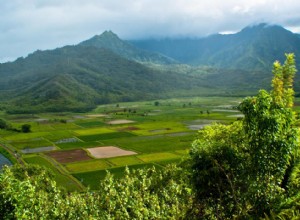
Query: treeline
1,54,300,219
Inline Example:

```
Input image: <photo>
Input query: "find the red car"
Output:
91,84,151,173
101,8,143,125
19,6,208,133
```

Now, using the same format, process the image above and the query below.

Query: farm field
0,96,243,190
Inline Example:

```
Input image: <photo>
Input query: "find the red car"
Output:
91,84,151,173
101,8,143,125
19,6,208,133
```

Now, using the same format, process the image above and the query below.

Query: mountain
1,24,298,113
79,31,177,65
0,45,212,113
130,23,300,71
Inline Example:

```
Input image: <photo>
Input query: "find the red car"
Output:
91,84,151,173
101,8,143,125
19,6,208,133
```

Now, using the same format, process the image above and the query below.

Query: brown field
106,119,135,125
87,146,137,158
46,149,91,163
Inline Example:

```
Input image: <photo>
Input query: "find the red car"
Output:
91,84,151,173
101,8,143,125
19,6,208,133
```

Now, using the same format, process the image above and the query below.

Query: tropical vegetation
0,54,299,219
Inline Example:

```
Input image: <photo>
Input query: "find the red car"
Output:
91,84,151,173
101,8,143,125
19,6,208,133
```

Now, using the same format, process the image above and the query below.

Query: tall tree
190,53,299,218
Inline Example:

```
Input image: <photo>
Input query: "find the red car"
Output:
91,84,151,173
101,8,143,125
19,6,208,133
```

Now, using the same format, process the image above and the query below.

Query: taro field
0,97,243,191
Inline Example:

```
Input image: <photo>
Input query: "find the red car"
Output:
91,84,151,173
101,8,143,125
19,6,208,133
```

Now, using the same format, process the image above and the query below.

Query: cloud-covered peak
1,0,300,62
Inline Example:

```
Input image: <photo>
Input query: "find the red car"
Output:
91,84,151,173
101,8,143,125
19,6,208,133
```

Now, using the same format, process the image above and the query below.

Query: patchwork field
47,149,91,163
87,146,137,158
0,96,243,190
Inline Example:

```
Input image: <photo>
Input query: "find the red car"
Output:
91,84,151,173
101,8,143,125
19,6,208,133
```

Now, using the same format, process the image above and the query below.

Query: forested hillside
0,23,299,113
1,54,299,219
79,30,176,64
131,23,300,70
0,46,205,113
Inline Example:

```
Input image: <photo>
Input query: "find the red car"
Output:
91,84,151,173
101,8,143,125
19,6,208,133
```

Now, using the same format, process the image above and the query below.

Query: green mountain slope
0,45,212,113
130,23,300,71
1,23,297,113
80,31,177,65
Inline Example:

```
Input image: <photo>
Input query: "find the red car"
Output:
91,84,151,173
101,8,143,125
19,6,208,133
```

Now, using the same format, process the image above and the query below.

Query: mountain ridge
79,31,177,65
0,23,299,113
0,45,214,113
130,23,300,70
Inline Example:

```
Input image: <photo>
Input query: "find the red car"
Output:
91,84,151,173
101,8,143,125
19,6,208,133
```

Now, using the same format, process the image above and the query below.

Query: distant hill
130,23,300,71
0,45,212,113
1,23,299,113
79,31,177,65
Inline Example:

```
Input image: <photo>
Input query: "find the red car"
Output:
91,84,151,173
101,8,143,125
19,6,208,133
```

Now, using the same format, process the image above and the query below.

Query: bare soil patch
107,119,135,125
46,149,91,163
87,146,137,158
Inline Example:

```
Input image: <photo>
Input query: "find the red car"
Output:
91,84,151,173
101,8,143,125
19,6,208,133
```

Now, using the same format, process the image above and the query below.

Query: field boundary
39,154,85,191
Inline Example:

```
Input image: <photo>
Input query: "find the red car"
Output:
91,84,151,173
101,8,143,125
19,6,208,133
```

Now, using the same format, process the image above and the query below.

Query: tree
189,53,299,218
96,165,193,219
21,124,31,133
0,118,11,130
189,122,247,218
0,164,193,219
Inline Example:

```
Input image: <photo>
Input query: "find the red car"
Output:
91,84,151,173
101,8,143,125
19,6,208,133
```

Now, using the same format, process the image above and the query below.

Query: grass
73,127,114,136
155,158,183,166
44,130,75,142
24,155,81,191
131,121,189,136
0,147,17,164
75,120,105,128
4,132,51,141
12,138,53,150
107,156,144,166
56,141,101,150
137,152,181,162
78,132,136,142
72,163,161,189
65,160,111,173
100,134,195,153
0,96,242,190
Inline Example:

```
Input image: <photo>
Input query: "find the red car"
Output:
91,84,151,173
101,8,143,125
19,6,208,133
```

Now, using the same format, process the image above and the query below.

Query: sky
1,0,300,63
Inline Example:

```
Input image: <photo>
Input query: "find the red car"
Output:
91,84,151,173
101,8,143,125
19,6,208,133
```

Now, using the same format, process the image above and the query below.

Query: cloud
1,0,300,62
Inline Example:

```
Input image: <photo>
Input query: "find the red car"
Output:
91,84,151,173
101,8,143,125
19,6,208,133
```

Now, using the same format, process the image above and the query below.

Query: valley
0,96,242,191
2,23,300,114
2,0,300,217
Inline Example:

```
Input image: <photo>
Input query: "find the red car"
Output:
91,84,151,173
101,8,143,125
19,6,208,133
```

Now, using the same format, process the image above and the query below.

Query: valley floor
0,96,243,191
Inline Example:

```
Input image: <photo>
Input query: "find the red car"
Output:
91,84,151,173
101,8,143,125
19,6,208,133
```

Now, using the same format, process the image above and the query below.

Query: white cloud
1,0,300,62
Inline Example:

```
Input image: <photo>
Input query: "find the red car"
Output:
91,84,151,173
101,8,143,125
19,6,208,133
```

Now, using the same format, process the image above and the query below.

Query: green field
73,163,162,189
24,155,82,191
65,160,111,173
0,96,243,191
12,138,53,150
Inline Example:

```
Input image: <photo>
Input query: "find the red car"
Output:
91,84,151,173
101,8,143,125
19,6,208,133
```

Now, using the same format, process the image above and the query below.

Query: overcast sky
1,0,300,63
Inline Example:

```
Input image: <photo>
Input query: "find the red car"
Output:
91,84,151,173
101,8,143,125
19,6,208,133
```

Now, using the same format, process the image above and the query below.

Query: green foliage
189,122,248,218
0,164,193,219
189,53,300,218
0,147,16,164
131,24,300,71
78,132,136,142
0,43,215,113
21,124,31,133
0,164,104,219
96,165,193,219
0,118,10,130
80,30,176,65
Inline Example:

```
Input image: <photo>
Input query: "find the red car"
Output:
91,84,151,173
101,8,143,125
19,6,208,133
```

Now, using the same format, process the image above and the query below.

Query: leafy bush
189,54,300,218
